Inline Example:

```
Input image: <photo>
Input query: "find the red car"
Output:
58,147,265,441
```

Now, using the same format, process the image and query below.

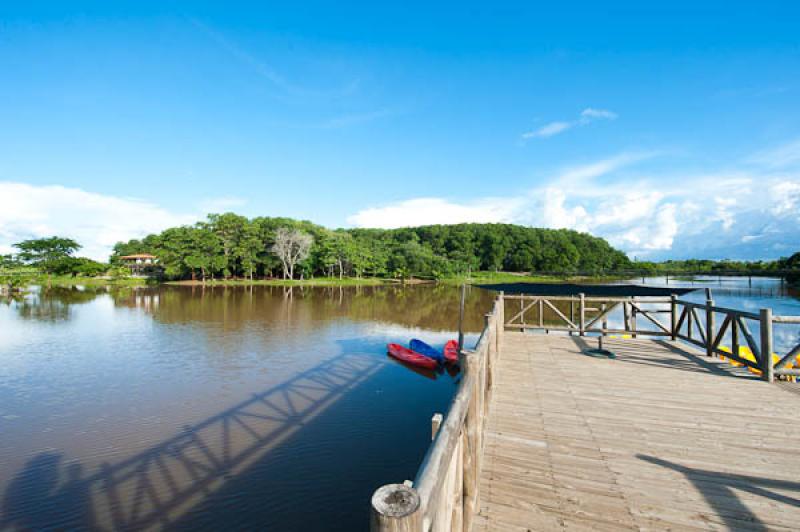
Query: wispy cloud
555,151,657,184
580,108,618,121
522,121,572,139
521,107,617,140
198,196,248,214
748,138,800,169
314,108,396,129
189,18,358,100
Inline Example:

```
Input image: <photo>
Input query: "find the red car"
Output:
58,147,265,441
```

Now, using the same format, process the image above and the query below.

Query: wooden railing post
760,308,774,383
370,484,421,531
497,292,504,352
461,352,479,532
670,295,677,341
431,413,443,441
706,297,715,357
457,283,466,352
579,293,585,336
569,300,575,336
601,303,607,336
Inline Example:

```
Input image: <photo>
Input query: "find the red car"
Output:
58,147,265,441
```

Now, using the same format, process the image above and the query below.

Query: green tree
14,237,81,277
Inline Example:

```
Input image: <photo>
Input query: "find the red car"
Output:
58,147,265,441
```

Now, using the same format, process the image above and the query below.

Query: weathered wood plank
475,335,800,532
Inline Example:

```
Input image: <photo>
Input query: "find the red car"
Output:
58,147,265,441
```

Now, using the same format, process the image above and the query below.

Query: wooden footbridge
370,292,800,531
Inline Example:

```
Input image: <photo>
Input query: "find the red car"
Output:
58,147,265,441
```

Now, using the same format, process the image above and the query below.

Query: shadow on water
637,454,800,531
0,350,386,531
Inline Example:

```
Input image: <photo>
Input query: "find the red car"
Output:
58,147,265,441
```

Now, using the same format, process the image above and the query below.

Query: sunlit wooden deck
474,334,800,531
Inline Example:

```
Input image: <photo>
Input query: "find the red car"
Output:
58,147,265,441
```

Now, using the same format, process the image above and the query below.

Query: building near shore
118,254,161,277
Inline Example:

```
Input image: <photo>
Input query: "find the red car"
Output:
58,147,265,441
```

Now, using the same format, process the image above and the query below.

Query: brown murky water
0,284,494,531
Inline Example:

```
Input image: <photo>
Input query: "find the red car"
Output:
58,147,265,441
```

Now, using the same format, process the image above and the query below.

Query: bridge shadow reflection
1,351,383,531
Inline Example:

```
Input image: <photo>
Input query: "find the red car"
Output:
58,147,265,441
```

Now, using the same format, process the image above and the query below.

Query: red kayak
444,340,459,363
387,343,439,370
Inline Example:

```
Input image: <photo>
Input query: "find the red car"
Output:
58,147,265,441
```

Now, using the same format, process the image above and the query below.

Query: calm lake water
0,278,798,530
0,284,491,531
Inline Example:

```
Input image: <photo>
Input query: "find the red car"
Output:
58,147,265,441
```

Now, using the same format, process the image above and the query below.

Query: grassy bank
34,275,149,287
165,271,636,288
439,271,633,285
164,277,390,287
5,271,641,290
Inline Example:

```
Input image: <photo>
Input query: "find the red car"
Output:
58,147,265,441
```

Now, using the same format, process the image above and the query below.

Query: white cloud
315,109,395,129
713,197,737,230
522,107,617,140
748,138,800,169
769,181,800,217
346,197,524,229
522,121,573,139
555,151,655,184
347,142,800,260
0,182,198,261
580,108,618,121
198,196,248,214
539,188,591,231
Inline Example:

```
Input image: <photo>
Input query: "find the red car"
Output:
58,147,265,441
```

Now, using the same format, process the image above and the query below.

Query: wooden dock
370,293,800,532
475,334,800,531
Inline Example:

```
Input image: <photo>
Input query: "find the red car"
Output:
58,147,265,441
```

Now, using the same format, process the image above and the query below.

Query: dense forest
110,214,632,280
4,215,799,284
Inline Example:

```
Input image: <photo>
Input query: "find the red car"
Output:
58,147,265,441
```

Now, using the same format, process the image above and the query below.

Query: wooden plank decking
475,334,800,531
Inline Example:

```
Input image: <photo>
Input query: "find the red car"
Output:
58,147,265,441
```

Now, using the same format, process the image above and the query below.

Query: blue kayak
409,339,444,364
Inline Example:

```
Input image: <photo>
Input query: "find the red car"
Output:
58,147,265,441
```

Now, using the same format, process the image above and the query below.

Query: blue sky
1,1,800,260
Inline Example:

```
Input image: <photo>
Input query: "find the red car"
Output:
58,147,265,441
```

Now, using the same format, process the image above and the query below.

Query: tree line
108,214,632,280
3,214,799,283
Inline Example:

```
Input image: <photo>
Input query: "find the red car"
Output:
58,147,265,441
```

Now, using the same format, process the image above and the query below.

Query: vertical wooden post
461,352,479,532
519,297,525,330
670,295,677,341
601,303,607,336
370,484,421,532
731,317,739,361
623,302,631,333
579,293,586,336
760,308,774,383
706,297,715,357
457,283,466,353
569,300,575,336
497,292,504,353
687,308,693,341
431,413,443,441
538,299,544,329
484,312,493,393
631,299,638,338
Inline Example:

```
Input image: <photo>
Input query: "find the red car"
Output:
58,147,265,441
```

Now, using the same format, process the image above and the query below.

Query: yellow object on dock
718,345,795,376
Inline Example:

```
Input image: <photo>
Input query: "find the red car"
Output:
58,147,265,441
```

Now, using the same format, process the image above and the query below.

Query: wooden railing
370,295,503,532
503,294,674,338
675,297,800,381
501,293,800,383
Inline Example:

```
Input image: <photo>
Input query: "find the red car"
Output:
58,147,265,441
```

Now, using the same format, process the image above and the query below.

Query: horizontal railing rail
501,293,800,383
370,294,503,532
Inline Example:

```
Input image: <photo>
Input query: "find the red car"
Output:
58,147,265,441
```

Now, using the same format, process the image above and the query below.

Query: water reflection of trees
5,286,118,322
113,285,495,333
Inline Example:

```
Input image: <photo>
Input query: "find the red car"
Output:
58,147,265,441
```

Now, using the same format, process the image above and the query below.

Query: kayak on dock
387,343,439,370
444,340,459,363
410,339,445,364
